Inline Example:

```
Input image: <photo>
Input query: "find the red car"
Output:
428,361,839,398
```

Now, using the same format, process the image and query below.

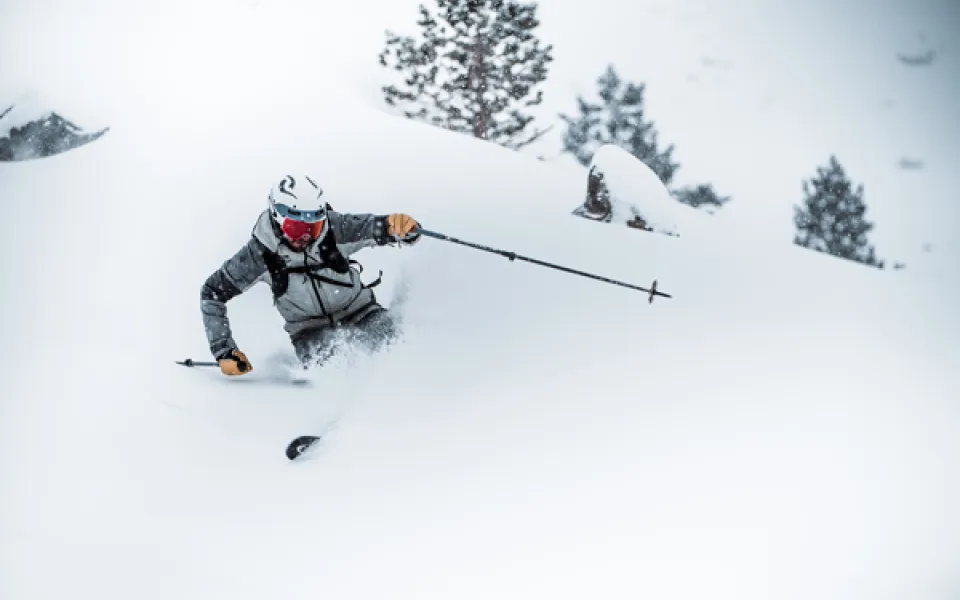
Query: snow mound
574,144,710,237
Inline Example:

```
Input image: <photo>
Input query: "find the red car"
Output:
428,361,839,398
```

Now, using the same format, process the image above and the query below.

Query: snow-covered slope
2,2,959,600
3,82,959,600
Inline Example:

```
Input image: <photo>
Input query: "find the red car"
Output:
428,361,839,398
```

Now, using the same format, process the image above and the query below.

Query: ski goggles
273,201,327,223
273,202,327,241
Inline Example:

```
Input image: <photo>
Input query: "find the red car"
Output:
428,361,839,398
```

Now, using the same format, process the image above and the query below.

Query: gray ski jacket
201,208,394,359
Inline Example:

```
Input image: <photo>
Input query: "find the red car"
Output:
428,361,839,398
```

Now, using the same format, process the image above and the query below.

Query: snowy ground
2,1,959,599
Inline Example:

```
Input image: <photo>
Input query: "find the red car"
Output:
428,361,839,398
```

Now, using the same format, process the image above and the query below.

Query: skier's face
287,234,312,250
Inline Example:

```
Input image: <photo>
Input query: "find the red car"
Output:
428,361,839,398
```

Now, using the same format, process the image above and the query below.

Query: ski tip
286,435,322,461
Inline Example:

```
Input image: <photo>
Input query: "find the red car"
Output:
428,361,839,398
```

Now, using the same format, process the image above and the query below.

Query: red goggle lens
282,218,325,242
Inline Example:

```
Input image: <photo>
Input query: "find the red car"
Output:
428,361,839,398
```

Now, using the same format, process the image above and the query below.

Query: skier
200,174,421,376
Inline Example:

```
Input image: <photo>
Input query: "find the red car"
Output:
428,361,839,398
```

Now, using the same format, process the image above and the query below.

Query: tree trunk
469,37,489,140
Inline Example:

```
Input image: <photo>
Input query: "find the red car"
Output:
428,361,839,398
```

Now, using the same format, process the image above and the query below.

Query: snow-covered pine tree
560,64,678,184
562,65,731,212
794,156,884,268
0,111,108,162
672,183,730,211
379,0,553,150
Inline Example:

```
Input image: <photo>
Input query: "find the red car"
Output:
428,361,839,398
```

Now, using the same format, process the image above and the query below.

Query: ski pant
290,307,398,367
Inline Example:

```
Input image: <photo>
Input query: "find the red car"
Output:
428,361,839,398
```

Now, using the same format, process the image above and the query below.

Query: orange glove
218,349,253,376
387,213,420,243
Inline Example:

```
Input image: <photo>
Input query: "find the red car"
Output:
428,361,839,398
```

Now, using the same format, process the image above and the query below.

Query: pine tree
378,0,553,150
794,156,884,268
0,112,108,162
560,64,678,184
672,183,730,210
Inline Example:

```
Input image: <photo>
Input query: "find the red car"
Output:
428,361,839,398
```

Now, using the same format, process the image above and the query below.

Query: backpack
262,228,381,299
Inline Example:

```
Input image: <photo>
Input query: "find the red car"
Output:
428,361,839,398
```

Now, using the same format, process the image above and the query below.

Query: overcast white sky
1,0,957,267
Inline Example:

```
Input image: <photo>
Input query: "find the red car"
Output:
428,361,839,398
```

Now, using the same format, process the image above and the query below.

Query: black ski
286,435,322,460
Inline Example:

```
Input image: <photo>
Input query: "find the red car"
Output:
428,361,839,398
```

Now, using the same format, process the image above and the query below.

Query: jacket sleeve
328,211,393,256
200,237,269,359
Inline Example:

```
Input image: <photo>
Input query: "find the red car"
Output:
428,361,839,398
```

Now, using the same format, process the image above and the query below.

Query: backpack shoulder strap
262,248,290,298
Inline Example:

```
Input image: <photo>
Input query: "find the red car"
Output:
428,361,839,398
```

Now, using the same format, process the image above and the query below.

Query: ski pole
416,227,672,303
176,358,219,368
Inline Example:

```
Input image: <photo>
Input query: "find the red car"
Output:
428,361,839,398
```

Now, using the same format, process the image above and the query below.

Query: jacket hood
252,209,282,252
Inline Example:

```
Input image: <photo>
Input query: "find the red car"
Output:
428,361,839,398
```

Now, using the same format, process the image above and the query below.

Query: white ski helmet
268,174,329,245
